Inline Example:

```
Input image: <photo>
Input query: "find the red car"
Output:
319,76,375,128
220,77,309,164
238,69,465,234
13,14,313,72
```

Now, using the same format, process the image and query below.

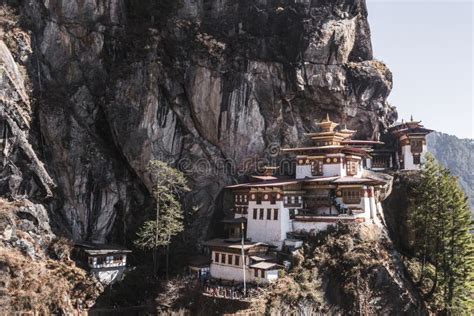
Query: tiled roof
202,238,268,250
225,175,386,189
250,262,281,270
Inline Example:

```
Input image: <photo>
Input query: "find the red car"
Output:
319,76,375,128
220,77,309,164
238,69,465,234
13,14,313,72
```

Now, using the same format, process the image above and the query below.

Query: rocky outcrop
1,0,395,244
0,198,103,313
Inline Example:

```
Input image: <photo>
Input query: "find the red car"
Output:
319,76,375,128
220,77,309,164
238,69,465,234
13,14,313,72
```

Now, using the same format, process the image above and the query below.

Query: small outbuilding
249,262,282,283
188,256,211,281
74,242,132,285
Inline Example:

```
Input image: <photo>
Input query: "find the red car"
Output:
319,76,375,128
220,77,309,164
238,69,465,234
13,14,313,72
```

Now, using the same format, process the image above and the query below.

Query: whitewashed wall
210,263,251,282
296,165,312,179
246,201,290,249
292,221,332,233
322,163,345,177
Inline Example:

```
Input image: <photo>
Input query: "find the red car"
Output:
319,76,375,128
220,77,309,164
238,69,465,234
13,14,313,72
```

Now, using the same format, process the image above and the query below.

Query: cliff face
1,0,395,243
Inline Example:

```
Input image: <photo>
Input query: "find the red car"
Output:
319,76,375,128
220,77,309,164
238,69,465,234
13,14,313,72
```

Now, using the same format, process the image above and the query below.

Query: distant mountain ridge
427,132,473,211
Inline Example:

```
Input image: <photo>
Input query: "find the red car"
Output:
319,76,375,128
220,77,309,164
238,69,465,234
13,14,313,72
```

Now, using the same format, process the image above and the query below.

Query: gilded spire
315,114,338,132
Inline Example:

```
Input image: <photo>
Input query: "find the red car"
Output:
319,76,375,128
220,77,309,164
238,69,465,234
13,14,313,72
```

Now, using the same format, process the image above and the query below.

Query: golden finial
410,115,414,121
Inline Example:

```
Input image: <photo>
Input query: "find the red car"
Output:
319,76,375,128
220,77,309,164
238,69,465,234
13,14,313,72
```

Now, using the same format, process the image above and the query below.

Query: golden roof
315,114,339,132
339,124,357,136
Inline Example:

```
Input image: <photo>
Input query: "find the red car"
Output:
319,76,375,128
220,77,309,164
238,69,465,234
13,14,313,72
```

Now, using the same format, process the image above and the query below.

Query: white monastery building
201,115,432,284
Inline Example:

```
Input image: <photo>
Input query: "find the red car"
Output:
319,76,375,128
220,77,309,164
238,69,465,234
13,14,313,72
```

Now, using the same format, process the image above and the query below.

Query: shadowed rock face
1,0,396,243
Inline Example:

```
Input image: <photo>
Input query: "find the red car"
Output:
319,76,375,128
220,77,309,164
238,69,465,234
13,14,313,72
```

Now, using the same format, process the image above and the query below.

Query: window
274,209,279,220
266,209,272,220
347,160,359,176
244,195,247,202
234,195,238,202
221,254,226,263
289,209,295,219
270,193,276,204
253,209,257,220
298,196,302,203
413,155,421,164
214,252,219,263
373,155,389,169
410,139,423,153
259,209,264,220
314,189,329,202
235,255,240,266
228,254,233,265
88,257,96,267
284,196,288,204
342,189,361,204
254,269,258,277
256,194,262,204
291,196,295,204
260,270,265,278
311,160,323,176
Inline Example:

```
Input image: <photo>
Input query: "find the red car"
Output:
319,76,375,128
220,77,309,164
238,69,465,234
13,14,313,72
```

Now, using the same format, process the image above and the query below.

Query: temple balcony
293,209,364,223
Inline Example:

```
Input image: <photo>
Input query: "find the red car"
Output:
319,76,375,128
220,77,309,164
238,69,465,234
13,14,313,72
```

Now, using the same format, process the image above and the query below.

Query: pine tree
410,154,474,313
410,154,441,284
134,160,189,277
440,173,474,314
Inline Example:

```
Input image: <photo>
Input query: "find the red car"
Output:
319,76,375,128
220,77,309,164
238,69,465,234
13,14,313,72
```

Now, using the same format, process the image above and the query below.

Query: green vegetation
134,160,189,278
409,154,474,314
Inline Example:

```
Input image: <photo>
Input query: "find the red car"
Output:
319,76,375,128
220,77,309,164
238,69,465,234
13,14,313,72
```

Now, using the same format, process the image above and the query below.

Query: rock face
0,0,396,243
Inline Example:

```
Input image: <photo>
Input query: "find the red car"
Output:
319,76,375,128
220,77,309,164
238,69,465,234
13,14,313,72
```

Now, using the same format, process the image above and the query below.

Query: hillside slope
428,132,473,210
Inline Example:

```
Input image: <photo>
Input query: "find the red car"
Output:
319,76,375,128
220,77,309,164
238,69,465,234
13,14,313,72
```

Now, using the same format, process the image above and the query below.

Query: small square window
413,155,421,164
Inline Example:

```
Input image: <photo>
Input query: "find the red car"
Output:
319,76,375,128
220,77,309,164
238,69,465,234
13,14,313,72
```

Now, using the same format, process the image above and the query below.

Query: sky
366,0,473,139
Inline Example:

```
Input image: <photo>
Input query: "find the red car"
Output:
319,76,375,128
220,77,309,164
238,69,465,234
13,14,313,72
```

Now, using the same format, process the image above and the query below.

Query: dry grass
0,247,103,314
0,198,102,313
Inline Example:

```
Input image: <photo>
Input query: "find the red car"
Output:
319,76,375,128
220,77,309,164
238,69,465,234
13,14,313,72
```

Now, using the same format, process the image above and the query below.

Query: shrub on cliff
134,160,189,278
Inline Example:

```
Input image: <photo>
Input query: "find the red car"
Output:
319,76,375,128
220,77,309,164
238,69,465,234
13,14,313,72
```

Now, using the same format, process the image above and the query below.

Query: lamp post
241,221,246,296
